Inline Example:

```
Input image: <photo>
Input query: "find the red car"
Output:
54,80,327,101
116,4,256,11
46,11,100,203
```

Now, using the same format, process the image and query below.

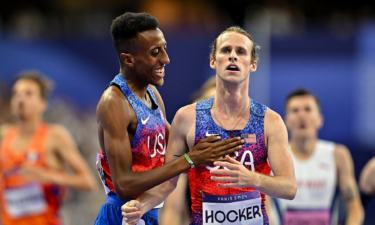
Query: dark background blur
0,0,374,224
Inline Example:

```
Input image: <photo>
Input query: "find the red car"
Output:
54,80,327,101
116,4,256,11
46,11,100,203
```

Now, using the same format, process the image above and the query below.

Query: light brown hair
210,26,260,63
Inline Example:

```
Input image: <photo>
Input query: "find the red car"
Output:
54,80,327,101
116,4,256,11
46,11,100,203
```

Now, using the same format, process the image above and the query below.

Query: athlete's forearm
137,178,177,215
251,173,296,200
346,203,364,225
115,156,189,200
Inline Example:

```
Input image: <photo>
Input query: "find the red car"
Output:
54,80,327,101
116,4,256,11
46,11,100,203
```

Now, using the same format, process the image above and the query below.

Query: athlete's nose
161,51,170,65
229,51,238,62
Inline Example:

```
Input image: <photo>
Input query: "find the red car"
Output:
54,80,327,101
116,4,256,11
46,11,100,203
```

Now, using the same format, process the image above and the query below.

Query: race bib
96,153,110,194
283,210,330,225
202,191,263,225
4,183,47,218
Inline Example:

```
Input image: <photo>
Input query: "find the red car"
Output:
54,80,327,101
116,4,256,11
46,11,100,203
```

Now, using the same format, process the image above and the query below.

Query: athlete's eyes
222,49,230,54
238,50,245,55
291,108,298,113
151,49,159,57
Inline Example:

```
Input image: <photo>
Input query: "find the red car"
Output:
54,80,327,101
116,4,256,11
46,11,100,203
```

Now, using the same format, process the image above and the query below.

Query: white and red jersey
272,140,338,225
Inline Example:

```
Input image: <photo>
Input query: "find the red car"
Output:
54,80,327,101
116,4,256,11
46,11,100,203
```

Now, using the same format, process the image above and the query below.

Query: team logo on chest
206,150,255,172
147,133,165,157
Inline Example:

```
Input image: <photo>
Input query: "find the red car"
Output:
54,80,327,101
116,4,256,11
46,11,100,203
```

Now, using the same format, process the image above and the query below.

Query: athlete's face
127,28,170,86
210,32,257,85
11,79,46,121
285,95,323,138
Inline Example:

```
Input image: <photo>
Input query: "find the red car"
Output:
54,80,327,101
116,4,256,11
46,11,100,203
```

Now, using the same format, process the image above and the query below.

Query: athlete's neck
290,136,317,160
214,77,250,118
16,117,42,136
119,71,150,106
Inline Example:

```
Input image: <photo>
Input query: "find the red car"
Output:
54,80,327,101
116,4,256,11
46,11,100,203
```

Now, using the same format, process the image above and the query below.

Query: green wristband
183,153,195,169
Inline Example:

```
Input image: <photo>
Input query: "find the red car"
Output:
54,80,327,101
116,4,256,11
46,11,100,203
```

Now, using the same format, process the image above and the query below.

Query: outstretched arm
335,145,364,225
210,109,297,200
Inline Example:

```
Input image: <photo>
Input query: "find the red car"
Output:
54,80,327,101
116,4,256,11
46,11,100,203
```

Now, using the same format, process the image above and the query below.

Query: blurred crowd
0,0,374,39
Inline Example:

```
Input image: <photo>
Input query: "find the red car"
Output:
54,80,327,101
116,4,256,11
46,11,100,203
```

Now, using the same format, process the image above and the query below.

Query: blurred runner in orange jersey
0,70,96,225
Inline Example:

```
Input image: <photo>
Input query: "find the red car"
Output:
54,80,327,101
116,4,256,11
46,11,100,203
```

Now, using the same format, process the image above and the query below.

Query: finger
210,168,238,176
122,206,138,212
217,182,239,188
212,161,239,170
216,139,244,151
215,137,242,147
215,156,237,162
124,216,141,224
211,176,239,182
219,145,243,156
225,155,242,165
122,211,141,218
199,136,222,143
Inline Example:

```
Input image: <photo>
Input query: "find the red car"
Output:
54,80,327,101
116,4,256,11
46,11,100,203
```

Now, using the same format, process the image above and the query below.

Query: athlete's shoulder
99,85,126,105
97,85,129,117
173,103,196,125
333,143,354,169
333,143,352,159
264,107,283,124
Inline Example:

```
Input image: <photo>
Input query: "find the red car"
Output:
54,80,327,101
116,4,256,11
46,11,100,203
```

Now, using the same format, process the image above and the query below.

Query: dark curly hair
110,12,159,64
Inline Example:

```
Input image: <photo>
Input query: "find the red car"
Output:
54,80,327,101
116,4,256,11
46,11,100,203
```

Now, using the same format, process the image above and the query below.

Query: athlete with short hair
122,26,297,225
94,13,243,225
0,70,96,225
267,88,364,225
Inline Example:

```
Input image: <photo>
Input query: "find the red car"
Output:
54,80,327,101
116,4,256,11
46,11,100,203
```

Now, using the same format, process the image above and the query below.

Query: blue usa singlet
188,97,271,225
95,74,166,225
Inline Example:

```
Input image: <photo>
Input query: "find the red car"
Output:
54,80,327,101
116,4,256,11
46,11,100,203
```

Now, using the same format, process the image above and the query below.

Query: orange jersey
0,124,66,225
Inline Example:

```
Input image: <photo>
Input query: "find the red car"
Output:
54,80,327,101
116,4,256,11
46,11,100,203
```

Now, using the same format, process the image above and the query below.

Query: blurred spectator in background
267,88,364,225
160,76,216,225
0,70,96,225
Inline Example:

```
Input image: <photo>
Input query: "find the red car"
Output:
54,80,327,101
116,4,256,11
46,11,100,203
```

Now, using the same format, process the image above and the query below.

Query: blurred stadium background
0,0,374,224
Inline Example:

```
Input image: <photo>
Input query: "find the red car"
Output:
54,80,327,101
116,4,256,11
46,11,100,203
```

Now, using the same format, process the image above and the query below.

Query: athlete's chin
153,78,164,87
221,76,245,85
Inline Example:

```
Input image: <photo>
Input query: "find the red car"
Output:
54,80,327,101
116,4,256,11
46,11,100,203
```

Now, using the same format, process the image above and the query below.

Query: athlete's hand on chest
187,137,244,167
210,155,259,188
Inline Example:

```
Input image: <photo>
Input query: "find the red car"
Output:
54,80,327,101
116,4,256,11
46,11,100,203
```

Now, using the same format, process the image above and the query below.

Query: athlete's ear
250,61,257,73
120,53,134,67
210,57,216,70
